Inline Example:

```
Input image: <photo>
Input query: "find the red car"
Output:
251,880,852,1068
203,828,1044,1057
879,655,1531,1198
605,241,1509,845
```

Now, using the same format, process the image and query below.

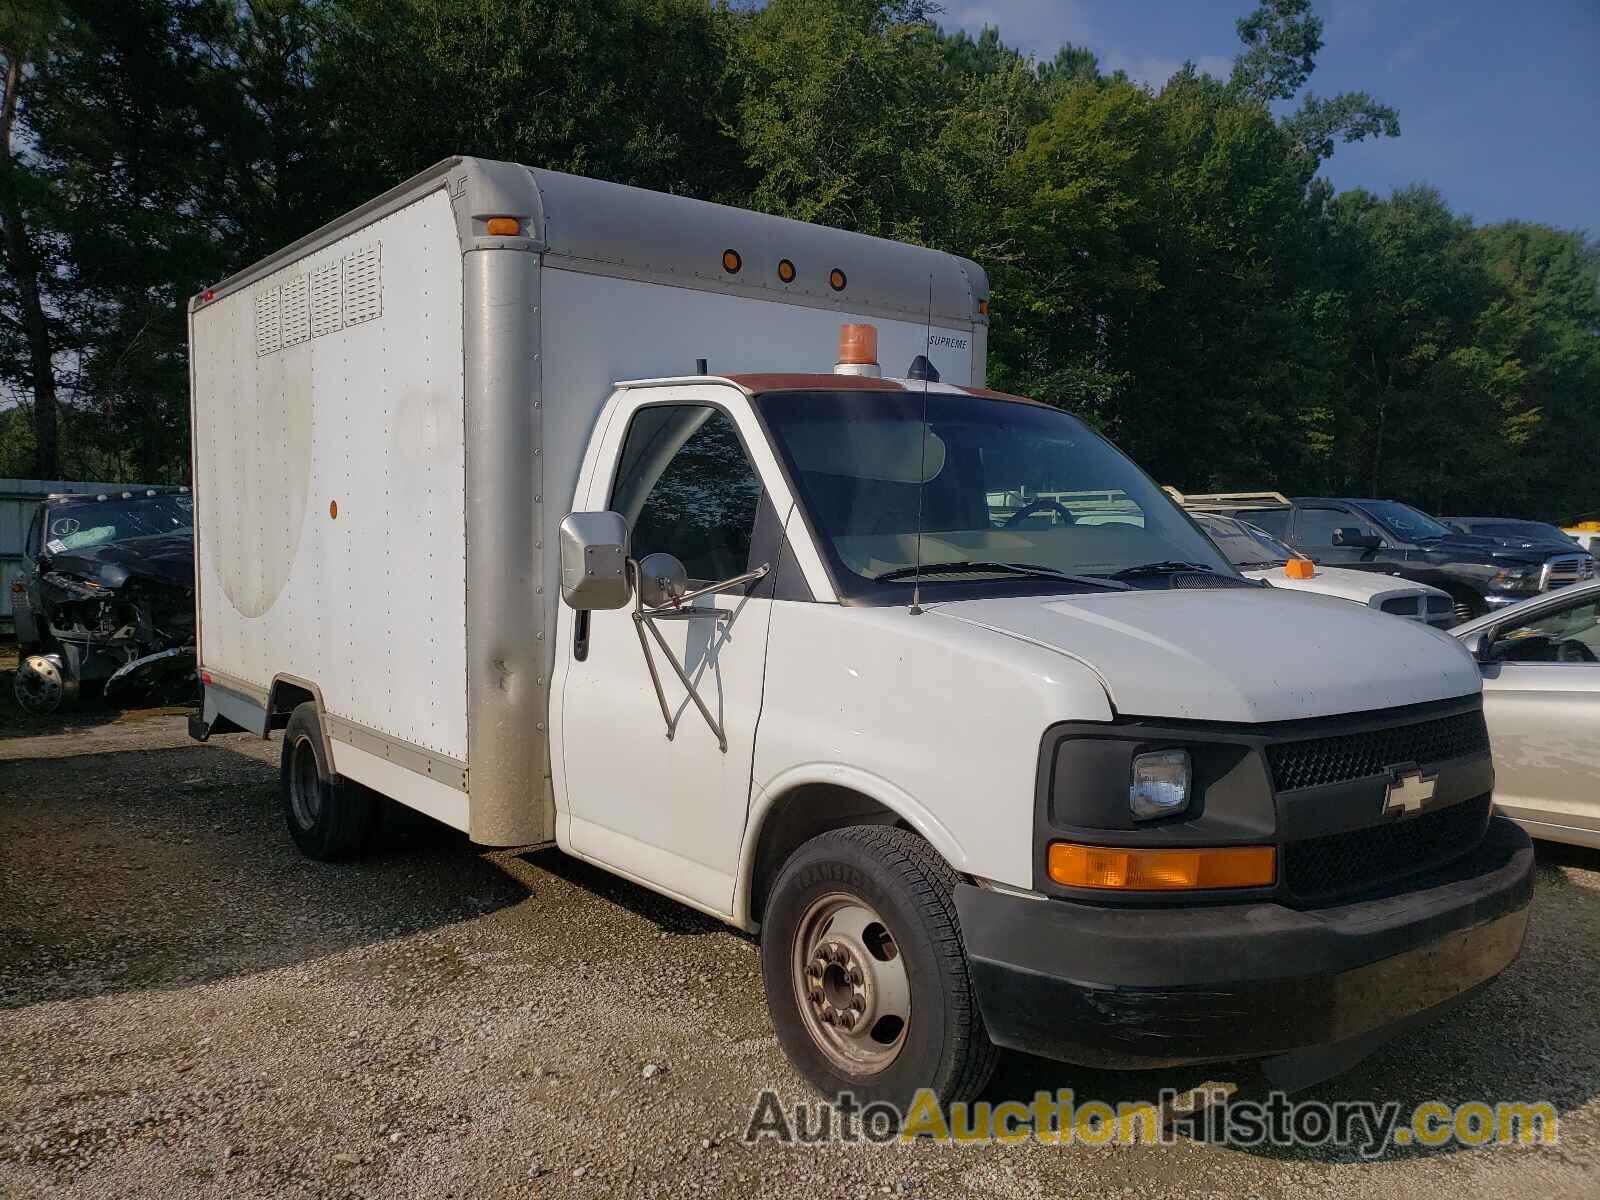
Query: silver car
1454,578,1600,848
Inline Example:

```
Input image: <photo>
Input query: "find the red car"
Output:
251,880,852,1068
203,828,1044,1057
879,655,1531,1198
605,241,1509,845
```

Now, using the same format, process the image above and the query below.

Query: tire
760,826,1000,1109
279,702,377,860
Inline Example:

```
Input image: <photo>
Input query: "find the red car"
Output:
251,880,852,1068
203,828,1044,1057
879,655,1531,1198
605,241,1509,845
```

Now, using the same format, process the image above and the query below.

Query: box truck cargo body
190,157,1532,1107
189,157,985,847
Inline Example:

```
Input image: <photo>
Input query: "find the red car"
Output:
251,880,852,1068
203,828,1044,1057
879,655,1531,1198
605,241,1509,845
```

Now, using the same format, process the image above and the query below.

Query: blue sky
938,0,1599,234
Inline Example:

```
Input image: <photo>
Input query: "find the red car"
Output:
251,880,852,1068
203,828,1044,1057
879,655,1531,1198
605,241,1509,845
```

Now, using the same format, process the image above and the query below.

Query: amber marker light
1284,557,1316,580
485,217,520,236
1048,843,1276,890
977,298,990,316
777,258,797,283
722,248,742,274
829,268,847,291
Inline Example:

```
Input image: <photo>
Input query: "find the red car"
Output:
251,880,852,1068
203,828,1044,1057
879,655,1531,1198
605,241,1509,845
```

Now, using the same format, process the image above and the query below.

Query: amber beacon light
834,323,881,377
1048,842,1276,891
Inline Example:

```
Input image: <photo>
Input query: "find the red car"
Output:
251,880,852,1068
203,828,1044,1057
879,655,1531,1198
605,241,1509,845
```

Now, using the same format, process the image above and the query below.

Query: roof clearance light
202,288,215,302
722,249,742,274
485,217,520,236
777,258,797,283
977,298,990,316
829,268,847,291
835,324,881,378
1284,557,1316,580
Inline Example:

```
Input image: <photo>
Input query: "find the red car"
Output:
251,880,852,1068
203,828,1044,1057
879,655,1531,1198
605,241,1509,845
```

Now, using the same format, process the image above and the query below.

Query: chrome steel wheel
790,892,911,1074
288,735,324,830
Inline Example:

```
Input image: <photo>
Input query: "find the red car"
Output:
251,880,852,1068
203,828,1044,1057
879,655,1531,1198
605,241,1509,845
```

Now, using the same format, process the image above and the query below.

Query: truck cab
553,357,1532,1105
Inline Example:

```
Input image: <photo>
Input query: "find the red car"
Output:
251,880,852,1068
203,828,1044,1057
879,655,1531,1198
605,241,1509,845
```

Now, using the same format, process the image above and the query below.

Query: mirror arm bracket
630,562,771,752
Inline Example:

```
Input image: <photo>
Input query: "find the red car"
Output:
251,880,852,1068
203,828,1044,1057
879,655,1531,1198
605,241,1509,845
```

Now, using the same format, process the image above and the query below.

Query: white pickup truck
188,157,1533,1107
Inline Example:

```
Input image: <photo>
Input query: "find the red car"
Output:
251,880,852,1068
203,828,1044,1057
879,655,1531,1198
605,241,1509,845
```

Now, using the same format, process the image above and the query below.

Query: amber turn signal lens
829,268,847,291
1048,843,1275,890
485,217,520,236
1284,557,1316,580
329,500,338,520
722,248,742,274
777,258,797,283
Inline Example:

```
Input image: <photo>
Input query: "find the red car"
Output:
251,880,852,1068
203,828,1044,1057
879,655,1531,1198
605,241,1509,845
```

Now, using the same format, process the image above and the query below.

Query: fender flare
733,762,969,930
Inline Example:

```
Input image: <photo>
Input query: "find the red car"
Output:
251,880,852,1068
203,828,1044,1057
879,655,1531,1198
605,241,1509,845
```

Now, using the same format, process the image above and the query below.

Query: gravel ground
1,708,1598,1199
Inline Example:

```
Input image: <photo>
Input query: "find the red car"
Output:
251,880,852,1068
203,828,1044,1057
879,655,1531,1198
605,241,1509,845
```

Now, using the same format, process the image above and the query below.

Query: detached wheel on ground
760,825,999,1109
279,702,378,860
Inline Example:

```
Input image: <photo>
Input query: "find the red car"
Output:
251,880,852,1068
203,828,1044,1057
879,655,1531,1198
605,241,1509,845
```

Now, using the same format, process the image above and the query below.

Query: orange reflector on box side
1048,843,1276,890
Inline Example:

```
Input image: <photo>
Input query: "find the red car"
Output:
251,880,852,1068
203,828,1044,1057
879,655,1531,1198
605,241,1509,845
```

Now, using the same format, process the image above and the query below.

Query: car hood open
932,587,1481,723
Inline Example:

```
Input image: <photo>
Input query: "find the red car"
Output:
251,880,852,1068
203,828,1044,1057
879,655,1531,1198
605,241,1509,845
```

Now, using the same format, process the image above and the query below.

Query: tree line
2,0,1596,521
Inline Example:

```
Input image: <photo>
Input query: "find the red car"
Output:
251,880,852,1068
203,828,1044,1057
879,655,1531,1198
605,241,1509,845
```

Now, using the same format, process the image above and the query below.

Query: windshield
1193,513,1296,568
1461,520,1571,543
1359,501,1453,540
756,389,1234,597
44,494,193,553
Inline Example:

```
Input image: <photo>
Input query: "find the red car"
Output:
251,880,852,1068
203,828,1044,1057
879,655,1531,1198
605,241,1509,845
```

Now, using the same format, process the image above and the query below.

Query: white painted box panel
191,190,468,760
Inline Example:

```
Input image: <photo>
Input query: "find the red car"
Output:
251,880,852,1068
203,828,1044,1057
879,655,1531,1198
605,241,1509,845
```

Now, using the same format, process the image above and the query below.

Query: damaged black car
12,487,196,714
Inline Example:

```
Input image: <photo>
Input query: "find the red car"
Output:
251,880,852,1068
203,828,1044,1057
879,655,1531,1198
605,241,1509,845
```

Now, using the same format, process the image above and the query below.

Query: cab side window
1496,600,1600,664
24,507,43,558
610,405,763,585
1297,506,1381,548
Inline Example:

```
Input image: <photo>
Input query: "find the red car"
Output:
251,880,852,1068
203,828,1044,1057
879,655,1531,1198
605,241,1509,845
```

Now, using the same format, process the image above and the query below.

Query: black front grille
1267,709,1490,791
1284,794,1492,902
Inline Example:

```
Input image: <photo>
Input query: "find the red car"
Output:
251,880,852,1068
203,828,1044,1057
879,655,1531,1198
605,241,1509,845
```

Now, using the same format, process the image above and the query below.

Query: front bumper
957,816,1533,1072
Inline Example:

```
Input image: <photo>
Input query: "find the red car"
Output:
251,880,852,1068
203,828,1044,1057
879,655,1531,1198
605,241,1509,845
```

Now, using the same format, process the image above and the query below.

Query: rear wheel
279,702,377,860
760,826,999,1108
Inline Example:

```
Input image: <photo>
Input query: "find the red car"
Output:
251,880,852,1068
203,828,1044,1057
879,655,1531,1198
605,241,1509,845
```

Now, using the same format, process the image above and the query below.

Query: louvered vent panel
343,244,382,325
254,288,281,356
281,274,311,347
310,262,343,337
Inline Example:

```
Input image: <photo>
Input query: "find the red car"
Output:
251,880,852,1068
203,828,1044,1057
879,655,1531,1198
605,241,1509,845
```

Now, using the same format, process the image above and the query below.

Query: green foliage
0,0,1594,525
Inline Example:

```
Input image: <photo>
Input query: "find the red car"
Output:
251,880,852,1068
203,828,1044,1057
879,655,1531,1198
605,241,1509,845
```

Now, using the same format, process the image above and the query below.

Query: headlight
1488,567,1538,593
1130,749,1190,820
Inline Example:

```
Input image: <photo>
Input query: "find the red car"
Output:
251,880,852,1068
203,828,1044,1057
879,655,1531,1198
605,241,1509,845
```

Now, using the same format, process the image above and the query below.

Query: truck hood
1241,563,1440,604
46,532,195,590
932,588,1480,723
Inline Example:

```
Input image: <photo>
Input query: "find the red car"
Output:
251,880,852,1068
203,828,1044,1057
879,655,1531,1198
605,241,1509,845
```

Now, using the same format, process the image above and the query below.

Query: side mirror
636,552,688,609
1462,629,1498,664
1332,527,1382,549
558,512,632,610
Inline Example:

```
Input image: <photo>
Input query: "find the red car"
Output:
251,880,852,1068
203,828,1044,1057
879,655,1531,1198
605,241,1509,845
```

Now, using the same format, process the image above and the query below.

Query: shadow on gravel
0,739,526,1010
516,845,731,939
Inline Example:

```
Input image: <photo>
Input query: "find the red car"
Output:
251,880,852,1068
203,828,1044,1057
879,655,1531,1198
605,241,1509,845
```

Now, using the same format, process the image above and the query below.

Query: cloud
1106,51,1234,86
937,2,1233,86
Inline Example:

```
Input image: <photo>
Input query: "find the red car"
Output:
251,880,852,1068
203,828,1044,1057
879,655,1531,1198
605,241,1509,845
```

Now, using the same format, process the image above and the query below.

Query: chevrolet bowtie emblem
1383,768,1437,817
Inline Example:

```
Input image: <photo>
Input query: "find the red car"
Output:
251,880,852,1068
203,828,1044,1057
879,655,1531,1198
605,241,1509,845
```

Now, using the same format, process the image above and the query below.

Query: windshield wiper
872,560,1129,589
1105,561,1220,580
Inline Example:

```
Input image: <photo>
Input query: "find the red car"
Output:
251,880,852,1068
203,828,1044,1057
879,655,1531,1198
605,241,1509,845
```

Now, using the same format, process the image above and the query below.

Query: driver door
1478,593,1600,843
557,388,778,915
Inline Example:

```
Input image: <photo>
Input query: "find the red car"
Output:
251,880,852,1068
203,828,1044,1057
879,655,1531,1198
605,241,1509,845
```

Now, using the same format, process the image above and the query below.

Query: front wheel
760,826,999,1108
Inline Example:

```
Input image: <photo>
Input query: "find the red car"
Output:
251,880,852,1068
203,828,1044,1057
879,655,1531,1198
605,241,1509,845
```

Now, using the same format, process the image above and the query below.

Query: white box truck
189,157,1532,1107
